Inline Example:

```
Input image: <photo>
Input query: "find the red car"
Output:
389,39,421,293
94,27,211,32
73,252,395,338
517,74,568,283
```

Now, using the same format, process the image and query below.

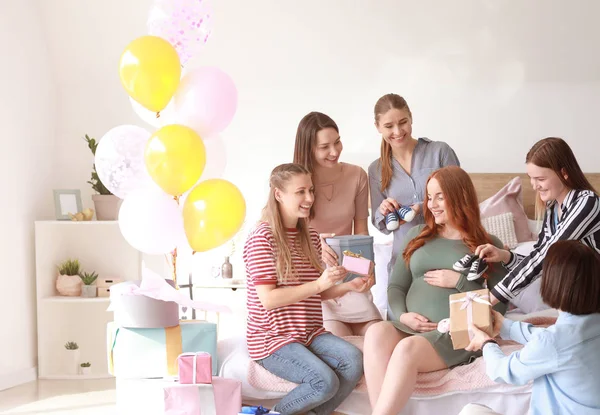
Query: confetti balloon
147,0,213,66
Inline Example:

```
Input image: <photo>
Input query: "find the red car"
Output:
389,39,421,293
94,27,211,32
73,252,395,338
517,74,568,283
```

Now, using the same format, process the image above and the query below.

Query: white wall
0,0,56,390
36,1,600,274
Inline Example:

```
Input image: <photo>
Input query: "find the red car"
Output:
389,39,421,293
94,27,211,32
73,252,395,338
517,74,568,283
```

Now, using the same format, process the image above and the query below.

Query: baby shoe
467,257,489,281
385,212,400,231
453,254,478,273
397,206,416,222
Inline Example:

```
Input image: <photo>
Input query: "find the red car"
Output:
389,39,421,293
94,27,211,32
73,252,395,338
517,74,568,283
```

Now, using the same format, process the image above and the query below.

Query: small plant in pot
64,341,80,375
80,362,92,375
84,134,121,220
80,271,98,298
56,259,83,296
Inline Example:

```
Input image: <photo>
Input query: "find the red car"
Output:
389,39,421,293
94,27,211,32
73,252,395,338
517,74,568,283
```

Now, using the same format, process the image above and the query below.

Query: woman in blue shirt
462,240,600,415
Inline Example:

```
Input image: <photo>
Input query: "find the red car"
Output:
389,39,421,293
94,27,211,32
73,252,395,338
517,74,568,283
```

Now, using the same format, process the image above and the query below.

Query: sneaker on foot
385,212,400,231
453,254,478,272
467,258,489,281
397,206,416,222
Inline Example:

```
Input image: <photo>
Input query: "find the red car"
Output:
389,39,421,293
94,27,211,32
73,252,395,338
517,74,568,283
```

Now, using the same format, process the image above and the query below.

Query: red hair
403,166,493,268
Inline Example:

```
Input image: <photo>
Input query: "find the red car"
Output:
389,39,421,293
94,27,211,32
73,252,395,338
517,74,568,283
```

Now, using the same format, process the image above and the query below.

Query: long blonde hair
261,163,323,282
374,93,412,191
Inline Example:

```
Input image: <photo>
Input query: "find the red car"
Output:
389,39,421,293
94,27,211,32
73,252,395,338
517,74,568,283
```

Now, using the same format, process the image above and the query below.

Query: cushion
479,177,534,243
481,212,519,249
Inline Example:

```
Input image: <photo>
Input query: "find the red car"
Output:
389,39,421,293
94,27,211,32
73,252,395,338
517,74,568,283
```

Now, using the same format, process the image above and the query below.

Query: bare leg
363,322,408,408
347,319,382,336
372,336,447,415
323,320,354,337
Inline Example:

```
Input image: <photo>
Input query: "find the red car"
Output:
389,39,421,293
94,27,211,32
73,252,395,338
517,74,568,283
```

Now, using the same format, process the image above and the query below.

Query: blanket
247,316,556,397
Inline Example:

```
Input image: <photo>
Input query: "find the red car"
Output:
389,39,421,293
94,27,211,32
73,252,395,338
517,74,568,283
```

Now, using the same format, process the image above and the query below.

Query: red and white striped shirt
243,221,326,360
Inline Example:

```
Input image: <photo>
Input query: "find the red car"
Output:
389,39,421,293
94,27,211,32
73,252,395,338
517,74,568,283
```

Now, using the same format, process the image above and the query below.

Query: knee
393,336,422,363
341,343,363,382
365,321,396,344
308,366,339,401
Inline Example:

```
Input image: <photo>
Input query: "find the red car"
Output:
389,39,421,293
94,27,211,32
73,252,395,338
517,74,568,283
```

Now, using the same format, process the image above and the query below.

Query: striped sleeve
492,192,600,302
245,231,278,286
310,228,323,259
504,210,550,270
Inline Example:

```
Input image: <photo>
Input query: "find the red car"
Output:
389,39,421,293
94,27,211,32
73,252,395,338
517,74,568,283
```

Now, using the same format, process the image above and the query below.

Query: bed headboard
469,173,600,219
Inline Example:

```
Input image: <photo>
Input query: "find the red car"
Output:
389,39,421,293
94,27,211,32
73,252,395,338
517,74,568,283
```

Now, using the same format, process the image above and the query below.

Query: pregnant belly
405,279,457,323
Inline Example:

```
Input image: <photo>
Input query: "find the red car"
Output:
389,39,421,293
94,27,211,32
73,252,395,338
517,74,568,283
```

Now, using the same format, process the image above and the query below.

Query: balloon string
156,111,161,119
172,195,180,287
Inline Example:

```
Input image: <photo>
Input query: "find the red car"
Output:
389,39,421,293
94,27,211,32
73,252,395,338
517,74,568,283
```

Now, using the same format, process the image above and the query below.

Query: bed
217,172,600,415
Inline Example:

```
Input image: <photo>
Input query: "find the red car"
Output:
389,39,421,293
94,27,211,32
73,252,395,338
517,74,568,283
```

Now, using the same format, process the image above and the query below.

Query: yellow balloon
183,179,246,252
119,36,181,113
145,125,206,196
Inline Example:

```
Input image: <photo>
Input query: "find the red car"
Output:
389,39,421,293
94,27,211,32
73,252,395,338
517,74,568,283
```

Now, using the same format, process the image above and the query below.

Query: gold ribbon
342,250,363,258
107,323,183,376
165,325,183,376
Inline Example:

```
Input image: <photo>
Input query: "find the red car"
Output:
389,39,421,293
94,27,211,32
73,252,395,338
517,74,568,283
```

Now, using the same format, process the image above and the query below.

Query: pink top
309,163,369,236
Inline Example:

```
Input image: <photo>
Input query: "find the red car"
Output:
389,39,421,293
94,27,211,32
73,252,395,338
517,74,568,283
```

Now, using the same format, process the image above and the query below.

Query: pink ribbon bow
449,292,491,340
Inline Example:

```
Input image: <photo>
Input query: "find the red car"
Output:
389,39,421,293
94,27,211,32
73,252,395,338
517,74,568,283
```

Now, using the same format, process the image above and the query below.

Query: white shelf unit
35,220,143,380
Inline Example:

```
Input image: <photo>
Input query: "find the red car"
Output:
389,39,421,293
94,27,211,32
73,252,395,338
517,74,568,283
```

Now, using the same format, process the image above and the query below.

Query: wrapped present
239,406,280,415
108,268,230,329
107,320,217,379
178,352,212,384
449,289,493,350
325,235,374,282
341,250,375,280
116,377,242,415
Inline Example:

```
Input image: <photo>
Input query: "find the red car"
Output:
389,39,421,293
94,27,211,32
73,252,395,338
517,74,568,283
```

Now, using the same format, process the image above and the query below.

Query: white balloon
118,189,186,255
129,97,176,129
95,125,155,199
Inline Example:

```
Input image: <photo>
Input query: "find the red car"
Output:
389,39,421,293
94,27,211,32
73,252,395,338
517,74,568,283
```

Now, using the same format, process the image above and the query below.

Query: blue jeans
257,333,363,415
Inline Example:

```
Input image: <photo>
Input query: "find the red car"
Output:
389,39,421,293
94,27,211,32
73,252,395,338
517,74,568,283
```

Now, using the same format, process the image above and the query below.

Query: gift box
178,352,212,384
116,377,242,415
325,235,374,282
238,406,280,415
341,251,374,280
449,289,493,350
107,320,217,378
108,269,229,329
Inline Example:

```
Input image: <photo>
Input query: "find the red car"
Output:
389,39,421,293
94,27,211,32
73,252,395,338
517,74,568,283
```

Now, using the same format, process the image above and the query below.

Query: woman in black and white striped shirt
475,137,600,305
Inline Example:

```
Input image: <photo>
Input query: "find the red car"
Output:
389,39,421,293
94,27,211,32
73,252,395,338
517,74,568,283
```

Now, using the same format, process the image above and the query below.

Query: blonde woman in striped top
243,163,371,415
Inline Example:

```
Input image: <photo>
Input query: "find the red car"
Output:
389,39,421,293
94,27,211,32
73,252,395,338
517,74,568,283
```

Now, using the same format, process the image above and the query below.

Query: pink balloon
172,67,238,138
118,189,185,255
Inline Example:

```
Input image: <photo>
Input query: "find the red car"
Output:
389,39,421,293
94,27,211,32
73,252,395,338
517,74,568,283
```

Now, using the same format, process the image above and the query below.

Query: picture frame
53,189,83,220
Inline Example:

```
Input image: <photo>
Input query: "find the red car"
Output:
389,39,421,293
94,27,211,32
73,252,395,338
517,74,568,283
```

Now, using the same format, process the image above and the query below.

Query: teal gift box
107,320,217,379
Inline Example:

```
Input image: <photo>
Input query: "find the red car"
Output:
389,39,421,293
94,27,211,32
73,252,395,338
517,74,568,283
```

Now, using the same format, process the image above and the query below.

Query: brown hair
541,240,600,314
526,137,597,218
293,112,339,174
403,166,493,269
260,163,323,282
374,94,412,191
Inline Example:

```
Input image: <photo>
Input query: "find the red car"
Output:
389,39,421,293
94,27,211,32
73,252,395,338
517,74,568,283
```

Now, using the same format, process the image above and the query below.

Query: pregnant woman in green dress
363,166,509,415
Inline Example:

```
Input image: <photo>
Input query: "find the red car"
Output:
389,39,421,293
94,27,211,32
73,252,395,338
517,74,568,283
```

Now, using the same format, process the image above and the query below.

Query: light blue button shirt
483,312,600,415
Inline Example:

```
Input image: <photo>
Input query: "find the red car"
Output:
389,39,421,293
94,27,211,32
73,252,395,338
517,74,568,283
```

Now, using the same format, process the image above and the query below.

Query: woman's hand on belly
399,312,438,332
423,269,461,288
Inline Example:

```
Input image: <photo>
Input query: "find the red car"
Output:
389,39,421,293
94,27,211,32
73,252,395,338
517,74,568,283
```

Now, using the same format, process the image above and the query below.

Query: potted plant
80,271,98,298
56,259,83,296
80,362,92,375
84,134,121,220
64,341,80,375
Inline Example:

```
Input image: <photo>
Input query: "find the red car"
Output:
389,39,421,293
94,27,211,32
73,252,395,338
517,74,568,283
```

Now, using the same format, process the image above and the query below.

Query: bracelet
481,339,498,349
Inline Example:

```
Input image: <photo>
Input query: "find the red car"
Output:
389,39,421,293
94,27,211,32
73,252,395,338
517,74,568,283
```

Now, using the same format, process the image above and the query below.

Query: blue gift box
107,320,217,379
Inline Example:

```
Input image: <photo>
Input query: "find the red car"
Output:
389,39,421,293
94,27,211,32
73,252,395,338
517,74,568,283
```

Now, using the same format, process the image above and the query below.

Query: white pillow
481,212,519,249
